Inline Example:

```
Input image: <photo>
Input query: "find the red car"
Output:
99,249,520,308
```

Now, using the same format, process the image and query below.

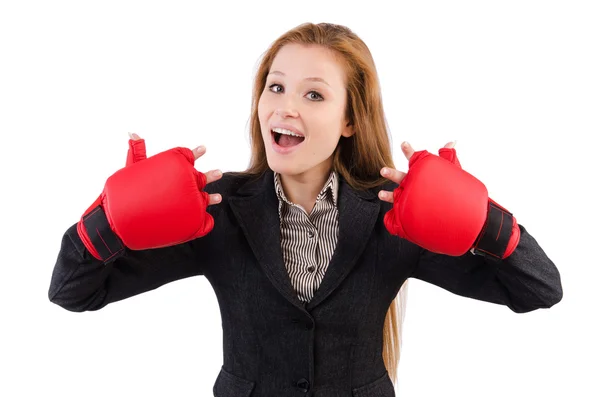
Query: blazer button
296,378,310,392
305,322,314,330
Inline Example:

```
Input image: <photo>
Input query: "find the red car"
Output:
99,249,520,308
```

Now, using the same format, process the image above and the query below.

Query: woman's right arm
48,221,208,312
49,138,224,312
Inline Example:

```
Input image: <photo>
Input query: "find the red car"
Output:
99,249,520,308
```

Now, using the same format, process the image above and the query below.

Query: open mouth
272,129,305,148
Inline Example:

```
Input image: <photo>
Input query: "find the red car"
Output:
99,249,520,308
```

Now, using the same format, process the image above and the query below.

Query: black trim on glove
472,201,514,261
82,205,126,264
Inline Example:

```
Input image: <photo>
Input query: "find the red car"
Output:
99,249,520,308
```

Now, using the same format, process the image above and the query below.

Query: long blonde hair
235,22,409,385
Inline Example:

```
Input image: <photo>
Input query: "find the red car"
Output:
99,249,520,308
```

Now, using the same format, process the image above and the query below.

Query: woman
48,22,562,396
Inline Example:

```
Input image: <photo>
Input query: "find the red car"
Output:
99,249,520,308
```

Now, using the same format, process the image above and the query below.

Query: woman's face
258,43,354,178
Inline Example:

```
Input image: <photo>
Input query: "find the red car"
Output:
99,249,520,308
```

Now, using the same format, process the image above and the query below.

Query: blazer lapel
307,176,380,310
228,169,380,312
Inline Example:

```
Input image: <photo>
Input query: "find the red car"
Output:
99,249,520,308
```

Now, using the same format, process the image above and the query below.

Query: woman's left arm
379,141,562,313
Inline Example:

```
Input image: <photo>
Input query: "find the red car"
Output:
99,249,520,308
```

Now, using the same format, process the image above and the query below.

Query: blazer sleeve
409,224,563,313
47,222,211,312
48,170,244,313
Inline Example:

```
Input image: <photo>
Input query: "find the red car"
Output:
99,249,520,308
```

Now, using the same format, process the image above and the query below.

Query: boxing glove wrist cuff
471,200,515,260
79,204,125,264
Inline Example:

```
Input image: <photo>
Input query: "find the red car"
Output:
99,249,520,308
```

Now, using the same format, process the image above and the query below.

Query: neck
278,162,333,214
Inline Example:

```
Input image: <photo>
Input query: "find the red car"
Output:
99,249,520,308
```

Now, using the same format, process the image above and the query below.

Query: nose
275,108,296,117
275,108,298,118
274,95,299,117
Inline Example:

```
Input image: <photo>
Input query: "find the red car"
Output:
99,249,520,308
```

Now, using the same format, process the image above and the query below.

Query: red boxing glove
77,138,214,263
383,147,520,260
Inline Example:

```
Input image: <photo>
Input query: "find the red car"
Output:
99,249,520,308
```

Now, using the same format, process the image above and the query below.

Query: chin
266,158,304,176
267,161,298,176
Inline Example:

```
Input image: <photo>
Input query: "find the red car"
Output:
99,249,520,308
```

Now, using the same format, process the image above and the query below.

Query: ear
341,120,355,138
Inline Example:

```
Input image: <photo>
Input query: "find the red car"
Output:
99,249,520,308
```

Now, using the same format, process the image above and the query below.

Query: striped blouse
273,171,340,303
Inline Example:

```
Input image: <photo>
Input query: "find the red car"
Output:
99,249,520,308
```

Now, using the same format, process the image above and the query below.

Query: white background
1,1,598,396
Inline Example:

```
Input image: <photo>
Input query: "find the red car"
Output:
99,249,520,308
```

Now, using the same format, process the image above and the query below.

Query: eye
267,83,324,101
307,91,324,101
268,83,284,94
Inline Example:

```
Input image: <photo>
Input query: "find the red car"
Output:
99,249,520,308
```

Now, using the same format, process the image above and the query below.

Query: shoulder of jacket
203,171,256,197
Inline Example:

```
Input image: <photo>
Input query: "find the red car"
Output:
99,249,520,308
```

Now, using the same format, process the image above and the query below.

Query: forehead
269,44,346,86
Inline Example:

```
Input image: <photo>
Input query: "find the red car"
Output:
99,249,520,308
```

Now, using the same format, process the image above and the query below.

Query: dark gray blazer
48,168,563,397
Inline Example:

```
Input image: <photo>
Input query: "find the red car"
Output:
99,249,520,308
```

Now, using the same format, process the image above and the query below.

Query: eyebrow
268,70,330,87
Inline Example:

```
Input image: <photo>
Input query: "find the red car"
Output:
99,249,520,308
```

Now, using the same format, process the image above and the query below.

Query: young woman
48,22,563,396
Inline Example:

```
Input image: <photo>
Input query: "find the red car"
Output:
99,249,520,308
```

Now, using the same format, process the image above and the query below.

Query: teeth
272,127,303,138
